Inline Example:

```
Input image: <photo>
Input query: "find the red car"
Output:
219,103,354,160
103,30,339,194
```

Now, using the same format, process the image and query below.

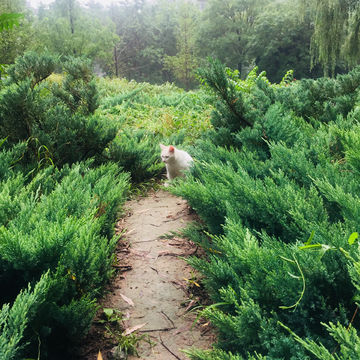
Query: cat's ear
169,146,175,153
160,144,167,150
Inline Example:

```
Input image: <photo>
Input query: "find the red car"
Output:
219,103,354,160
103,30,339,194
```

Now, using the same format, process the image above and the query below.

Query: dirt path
78,189,215,360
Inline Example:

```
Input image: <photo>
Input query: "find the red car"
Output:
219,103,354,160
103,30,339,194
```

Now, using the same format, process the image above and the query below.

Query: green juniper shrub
32,105,117,167
0,50,57,145
4,49,58,90
50,56,100,116
0,156,129,359
197,58,251,136
107,127,192,184
0,139,27,180
171,59,360,359
107,129,165,183
276,66,360,123
281,243,360,359
0,51,118,171
99,86,146,110
183,347,266,360
0,271,52,360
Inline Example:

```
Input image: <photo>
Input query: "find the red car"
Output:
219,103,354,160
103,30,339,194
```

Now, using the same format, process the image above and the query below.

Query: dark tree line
1,0,360,88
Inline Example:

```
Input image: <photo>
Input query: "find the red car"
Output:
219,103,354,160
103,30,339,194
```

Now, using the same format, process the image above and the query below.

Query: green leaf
348,232,359,245
287,272,301,279
103,308,114,319
350,295,360,304
0,136,9,147
190,302,229,330
299,244,322,250
304,230,315,246
0,13,24,32
279,255,296,264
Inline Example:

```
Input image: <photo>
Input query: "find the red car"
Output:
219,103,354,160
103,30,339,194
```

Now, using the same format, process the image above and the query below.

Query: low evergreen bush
0,153,129,359
0,51,135,359
171,59,360,359
0,51,118,170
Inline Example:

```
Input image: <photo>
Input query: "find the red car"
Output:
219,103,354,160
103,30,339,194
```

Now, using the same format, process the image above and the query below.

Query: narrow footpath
79,189,215,360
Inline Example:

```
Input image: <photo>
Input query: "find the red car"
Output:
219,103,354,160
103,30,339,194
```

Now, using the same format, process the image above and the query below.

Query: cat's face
160,144,175,163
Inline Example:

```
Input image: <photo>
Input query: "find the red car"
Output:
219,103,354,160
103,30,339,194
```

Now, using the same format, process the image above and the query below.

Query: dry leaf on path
122,323,147,336
120,293,134,306
185,299,197,312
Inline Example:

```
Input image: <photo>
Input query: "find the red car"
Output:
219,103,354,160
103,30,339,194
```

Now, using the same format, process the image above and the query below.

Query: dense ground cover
0,51,209,359
169,60,360,359
2,49,360,360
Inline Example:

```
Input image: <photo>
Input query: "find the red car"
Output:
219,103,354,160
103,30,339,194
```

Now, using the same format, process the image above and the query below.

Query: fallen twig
170,280,189,297
138,327,174,333
159,335,182,360
150,223,161,227
134,208,151,214
149,266,168,278
160,311,175,329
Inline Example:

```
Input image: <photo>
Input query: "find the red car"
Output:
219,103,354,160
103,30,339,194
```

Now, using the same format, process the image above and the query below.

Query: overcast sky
28,0,118,8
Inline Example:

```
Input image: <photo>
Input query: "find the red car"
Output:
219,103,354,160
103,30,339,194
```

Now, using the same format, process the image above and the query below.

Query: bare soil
77,189,215,360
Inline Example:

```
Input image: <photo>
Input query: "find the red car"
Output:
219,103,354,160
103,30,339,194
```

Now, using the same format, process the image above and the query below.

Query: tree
147,0,179,83
0,12,24,31
163,0,199,90
0,13,25,75
194,0,271,77
246,0,323,82
31,0,118,68
109,0,160,81
0,2,34,72
301,0,360,76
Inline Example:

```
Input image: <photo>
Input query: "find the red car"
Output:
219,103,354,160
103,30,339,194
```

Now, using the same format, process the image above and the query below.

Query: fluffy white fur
160,144,193,181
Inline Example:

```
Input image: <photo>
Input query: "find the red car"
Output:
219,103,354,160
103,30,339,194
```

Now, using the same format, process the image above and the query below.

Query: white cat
160,144,193,182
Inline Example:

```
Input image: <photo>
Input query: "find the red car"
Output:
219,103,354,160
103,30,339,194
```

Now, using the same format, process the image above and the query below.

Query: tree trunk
114,46,118,77
69,0,76,55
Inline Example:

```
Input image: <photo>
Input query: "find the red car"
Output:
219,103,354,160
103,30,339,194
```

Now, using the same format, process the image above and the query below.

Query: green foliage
50,56,100,115
245,0,323,82
107,129,164,183
0,5,34,71
302,0,360,76
0,271,50,360
281,321,360,359
5,49,58,89
197,58,252,135
0,51,119,169
0,159,129,359
194,0,271,77
0,50,138,359
170,59,360,359
0,13,24,32
31,0,118,66
183,347,266,360
163,0,199,91
98,77,212,141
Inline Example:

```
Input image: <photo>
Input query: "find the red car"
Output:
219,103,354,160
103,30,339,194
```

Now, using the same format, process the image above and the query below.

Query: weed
128,178,161,200
105,327,156,358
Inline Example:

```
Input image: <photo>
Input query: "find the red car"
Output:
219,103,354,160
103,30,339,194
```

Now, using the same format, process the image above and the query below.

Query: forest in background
2,0,360,89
